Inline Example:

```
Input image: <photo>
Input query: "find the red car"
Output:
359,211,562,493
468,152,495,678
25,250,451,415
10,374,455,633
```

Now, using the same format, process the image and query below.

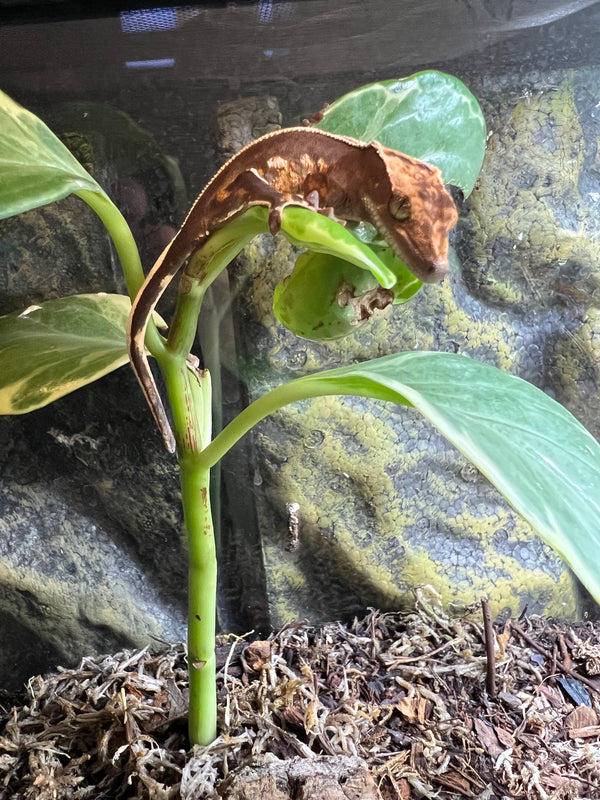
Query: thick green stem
75,189,145,299
161,354,217,745
80,190,251,745
158,269,217,745
167,280,206,359
180,457,217,746
119,208,277,745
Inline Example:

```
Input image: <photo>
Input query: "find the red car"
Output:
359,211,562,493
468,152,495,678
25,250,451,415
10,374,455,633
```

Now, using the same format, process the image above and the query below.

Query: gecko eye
388,194,411,222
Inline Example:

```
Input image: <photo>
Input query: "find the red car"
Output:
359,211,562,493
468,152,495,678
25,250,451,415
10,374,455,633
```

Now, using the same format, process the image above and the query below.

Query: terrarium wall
0,0,599,692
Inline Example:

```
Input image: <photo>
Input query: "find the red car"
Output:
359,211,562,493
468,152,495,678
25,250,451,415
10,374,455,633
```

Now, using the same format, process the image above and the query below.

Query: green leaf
273,250,421,341
300,352,600,601
273,252,383,340
280,206,397,289
276,207,424,339
377,249,422,304
204,351,600,602
0,294,144,413
0,88,104,219
317,70,486,195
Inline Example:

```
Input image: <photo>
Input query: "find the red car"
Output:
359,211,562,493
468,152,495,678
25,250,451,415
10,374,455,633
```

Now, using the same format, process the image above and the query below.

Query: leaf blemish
18,305,42,318
338,283,395,323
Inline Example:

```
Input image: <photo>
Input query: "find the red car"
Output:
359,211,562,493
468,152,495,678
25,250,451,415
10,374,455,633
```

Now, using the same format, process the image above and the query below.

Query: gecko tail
144,361,177,453
128,321,177,453
126,236,185,455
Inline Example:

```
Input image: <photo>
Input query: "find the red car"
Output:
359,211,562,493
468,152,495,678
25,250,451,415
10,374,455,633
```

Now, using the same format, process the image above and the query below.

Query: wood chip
567,724,600,739
564,704,598,729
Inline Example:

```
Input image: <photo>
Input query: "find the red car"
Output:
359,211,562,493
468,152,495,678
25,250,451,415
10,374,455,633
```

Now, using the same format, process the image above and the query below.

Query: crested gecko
126,127,458,452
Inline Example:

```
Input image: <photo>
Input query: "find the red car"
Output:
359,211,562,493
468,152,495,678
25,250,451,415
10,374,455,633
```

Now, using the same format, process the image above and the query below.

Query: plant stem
75,189,145,299
81,189,232,745
75,188,166,357
157,265,219,745
193,364,412,471
84,181,219,743
180,455,217,746
166,280,206,359
161,353,217,745
105,206,286,745
152,219,272,743
193,375,361,470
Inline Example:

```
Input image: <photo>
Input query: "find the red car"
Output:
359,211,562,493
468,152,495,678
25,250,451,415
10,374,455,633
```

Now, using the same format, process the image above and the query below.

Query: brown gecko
126,127,458,452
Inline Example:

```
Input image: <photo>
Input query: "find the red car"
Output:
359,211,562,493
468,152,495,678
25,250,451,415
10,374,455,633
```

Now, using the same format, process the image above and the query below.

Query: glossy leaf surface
316,70,486,195
274,250,421,340
274,206,419,338
206,351,600,602
0,89,104,219
0,294,153,413
279,205,397,288
299,352,600,601
273,253,383,340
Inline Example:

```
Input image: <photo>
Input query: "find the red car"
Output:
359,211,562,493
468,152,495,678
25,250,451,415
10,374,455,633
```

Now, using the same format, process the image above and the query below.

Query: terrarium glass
1,0,599,691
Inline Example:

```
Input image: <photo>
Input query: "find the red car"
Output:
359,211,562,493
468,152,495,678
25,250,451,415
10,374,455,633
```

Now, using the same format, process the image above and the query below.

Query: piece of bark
221,754,381,800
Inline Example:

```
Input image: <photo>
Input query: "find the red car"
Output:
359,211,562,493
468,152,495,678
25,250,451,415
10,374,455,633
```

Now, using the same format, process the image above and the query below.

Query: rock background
1,65,600,690
0,106,189,692
226,68,600,627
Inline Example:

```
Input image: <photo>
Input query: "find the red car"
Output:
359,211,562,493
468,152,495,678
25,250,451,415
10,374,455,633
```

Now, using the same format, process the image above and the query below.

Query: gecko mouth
362,196,435,282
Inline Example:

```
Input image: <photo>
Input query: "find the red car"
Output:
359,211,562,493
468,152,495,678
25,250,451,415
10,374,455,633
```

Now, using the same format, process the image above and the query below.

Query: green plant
2,73,600,749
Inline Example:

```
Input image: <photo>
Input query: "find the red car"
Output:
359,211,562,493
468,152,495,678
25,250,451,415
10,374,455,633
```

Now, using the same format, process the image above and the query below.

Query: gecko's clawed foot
304,189,320,210
268,207,282,235
186,353,201,371
303,189,344,224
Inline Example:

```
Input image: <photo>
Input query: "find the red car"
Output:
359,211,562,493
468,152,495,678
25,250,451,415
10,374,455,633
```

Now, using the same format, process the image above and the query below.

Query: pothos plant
1,72,600,748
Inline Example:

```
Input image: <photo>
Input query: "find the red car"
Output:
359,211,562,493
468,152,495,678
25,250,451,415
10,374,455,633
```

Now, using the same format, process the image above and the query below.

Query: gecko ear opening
388,194,411,222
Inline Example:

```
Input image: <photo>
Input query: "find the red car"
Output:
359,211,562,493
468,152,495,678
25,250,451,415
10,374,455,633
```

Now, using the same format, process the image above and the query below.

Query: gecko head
364,145,459,283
